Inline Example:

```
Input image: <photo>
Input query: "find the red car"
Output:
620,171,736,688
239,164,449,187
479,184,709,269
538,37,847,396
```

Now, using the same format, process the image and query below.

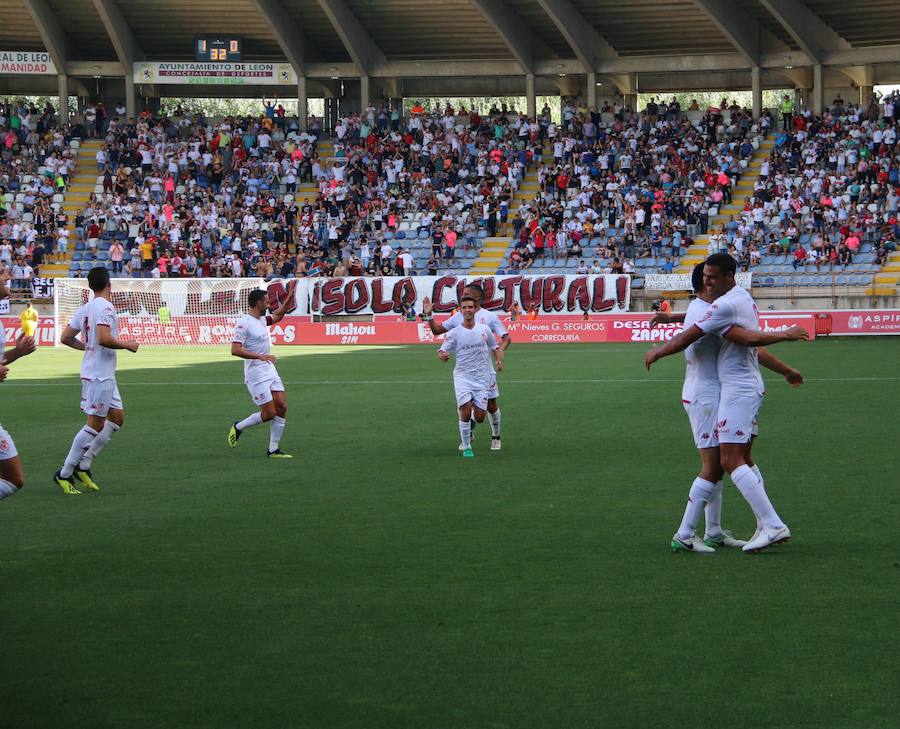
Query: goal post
53,278,267,346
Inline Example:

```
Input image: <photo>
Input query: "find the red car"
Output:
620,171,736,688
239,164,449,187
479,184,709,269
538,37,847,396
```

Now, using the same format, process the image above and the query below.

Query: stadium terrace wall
16,310,900,348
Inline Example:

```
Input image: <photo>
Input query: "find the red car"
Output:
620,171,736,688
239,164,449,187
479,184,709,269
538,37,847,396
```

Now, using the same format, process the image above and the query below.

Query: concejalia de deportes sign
133,62,297,85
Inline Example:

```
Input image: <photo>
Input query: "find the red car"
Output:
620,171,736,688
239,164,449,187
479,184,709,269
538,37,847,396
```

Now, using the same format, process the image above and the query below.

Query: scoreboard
195,37,241,63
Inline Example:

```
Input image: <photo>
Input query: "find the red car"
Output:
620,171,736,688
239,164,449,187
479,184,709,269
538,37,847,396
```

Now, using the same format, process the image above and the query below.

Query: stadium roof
2,0,900,90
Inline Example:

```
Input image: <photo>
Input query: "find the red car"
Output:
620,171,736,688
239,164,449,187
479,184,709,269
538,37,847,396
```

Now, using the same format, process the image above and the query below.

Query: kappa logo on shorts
735,430,745,437
701,432,710,440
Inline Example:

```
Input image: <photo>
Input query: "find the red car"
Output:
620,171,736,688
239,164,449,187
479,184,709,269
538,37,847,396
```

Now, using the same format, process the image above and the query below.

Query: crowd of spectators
503,92,899,282
504,97,766,276
3,89,898,291
0,99,78,290
701,91,899,278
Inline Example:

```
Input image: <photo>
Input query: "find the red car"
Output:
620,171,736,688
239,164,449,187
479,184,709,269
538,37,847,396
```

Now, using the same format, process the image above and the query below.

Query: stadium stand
1,91,897,304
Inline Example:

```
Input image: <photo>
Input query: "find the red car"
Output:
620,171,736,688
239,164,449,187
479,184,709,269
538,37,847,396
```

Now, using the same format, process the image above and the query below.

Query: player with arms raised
0,269,36,503
651,262,805,553
227,281,297,458
646,253,808,552
423,283,510,450
438,295,504,458
54,267,139,494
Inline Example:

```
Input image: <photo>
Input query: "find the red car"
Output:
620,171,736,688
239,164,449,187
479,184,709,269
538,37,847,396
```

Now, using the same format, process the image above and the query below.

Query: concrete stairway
39,139,105,278
469,148,547,274
869,250,900,296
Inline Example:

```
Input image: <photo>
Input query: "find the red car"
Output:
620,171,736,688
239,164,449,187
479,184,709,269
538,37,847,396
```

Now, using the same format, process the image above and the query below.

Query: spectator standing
109,240,124,275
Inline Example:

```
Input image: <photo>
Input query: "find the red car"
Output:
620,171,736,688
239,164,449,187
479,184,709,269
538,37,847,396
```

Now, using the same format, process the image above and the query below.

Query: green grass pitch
2,338,898,729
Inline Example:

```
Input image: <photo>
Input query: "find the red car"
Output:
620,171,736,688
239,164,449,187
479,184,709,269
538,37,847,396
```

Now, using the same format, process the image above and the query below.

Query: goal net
53,278,266,346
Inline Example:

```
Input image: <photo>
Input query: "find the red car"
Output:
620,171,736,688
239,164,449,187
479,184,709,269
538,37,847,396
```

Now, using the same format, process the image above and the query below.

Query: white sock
677,477,717,539
0,478,18,500
236,412,264,431
268,416,285,452
459,420,472,449
732,464,785,531
704,480,724,536
79,421,119,469
750,465,764,530
61,426,98,478
488,409,501,437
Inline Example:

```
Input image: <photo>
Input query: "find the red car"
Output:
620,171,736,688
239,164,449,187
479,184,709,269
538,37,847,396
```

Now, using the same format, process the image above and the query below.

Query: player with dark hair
54,266,139,494
438,295,503,458
228,282,297,458
651,263,805,552
646,254,808,552
423,282,510,450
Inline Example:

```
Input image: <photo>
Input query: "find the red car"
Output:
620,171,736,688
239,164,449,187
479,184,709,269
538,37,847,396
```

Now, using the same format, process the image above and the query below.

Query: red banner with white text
268,313,819,345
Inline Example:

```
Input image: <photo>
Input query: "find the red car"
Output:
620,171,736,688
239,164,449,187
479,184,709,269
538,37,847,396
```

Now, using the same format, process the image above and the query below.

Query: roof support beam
759,0,850,64
90,0,144,117
535,0,618,72
22,0,66,72
314,0,385,77
690,0,760,66
90,0,144,64
248,0,308,76
468,0,535,73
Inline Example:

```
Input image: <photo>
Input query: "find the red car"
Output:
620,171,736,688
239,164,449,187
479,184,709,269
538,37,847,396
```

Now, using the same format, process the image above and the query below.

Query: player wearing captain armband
227,281,297,458
437,295,504,458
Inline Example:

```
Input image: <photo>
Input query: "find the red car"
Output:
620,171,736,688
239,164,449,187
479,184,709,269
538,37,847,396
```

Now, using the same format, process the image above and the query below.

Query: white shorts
246,375,285,406
683,399,720,449
80,379,123,417
453,376,489,411
488,373,499,401
715,390,762,444
0,423,18,460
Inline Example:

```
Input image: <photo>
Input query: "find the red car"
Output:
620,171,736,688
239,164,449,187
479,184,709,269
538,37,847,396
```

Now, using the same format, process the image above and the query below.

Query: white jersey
69,297,119,381
439,322,497,386
444,308,506,375
232,313,278,385
695,285,765,395
681,298,720,404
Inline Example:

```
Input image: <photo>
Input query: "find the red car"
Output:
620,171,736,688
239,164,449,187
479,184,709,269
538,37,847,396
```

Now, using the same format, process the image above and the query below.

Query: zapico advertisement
308,275,632,316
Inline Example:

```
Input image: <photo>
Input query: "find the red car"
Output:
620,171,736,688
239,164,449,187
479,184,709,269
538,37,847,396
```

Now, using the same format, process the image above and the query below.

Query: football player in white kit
227,282,297,458
651,263,805,553
438,295,504,458
423,283,510,450
646,254,809,552
0,269,37,503
54,267,140,494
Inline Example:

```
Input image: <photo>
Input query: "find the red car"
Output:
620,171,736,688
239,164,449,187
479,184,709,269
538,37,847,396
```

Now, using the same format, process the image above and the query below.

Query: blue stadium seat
72,252,83,262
